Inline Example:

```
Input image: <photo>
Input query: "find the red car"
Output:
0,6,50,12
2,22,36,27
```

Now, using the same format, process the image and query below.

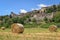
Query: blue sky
0,0,60,16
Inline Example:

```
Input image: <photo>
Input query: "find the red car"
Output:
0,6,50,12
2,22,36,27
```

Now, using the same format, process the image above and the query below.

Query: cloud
37,4,50,8
20,9,27,13
31,4,50,11
31,8,39,10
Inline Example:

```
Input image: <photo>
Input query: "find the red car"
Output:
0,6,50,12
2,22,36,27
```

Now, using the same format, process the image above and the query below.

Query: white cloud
31,4,50,11
31,8,39,10
38,4,47,7
20,9,27,13
37,4,50,8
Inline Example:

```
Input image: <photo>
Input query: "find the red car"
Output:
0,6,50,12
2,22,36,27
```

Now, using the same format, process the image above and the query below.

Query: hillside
0,4,60,28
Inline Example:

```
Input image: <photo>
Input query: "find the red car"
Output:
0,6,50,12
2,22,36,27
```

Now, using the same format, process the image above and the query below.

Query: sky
0,0,60,16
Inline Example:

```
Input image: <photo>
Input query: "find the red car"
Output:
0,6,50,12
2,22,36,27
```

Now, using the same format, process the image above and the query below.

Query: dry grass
0,28,60,40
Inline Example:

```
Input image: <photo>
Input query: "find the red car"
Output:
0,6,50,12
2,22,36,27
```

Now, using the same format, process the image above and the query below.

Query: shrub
53,11,60,22
55,23,60,28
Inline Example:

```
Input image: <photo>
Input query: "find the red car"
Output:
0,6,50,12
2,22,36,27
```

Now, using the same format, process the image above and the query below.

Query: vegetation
0,4,60,28
0,4,60,40
53,11,60,22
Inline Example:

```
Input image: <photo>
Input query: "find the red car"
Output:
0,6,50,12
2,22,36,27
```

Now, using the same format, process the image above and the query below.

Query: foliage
55,23,60,28
46,7,53,13
57,4,60,11
52,5,57,12
0,4,60,28
24,22,39,28
53,11,60,22
31,18,36,22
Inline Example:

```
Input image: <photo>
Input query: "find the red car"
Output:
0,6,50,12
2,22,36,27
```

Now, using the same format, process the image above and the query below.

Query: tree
52,5,57,12
46,7,53,13
57,4,60,11
53,12,60,22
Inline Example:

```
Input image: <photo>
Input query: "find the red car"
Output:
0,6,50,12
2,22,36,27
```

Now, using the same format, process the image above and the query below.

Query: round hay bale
49,25,57,32
11,23,24,33
1,27,5,30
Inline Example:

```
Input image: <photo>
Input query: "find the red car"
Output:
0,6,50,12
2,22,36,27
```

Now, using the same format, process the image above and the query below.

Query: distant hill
0,4,60,28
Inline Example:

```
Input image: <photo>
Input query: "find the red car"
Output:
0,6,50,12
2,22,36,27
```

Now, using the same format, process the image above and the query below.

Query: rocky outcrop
10,12,18,18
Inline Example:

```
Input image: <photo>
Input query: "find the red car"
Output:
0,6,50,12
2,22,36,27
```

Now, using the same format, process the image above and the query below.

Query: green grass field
0,28,60,40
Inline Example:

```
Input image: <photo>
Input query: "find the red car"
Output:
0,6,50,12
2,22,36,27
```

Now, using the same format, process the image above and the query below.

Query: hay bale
1,27,5,30
11,23,24,33
49,25,57,32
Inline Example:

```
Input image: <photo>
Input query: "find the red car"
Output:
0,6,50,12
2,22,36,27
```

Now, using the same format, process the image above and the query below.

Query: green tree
57,4,60,11
52,5,57,12
46,7,53,13
53,12,60,22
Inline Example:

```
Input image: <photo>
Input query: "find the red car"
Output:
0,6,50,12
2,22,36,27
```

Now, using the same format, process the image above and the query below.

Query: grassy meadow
0,28,60,40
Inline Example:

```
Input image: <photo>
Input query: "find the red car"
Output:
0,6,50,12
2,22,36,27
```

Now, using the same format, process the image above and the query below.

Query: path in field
0,32,60,40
